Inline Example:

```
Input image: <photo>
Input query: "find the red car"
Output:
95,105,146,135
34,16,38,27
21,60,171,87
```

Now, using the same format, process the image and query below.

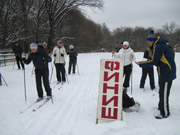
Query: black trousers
16,56,24,69
158,81,172,117
140,67,155,89
35,68,52,97
45,65,49,79
55,63,66,82
123,64,132,88
68,59,77,74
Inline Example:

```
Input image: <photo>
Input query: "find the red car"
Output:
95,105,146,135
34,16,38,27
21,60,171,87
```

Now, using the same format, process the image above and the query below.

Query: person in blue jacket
23,43,52,101
136,30,176,119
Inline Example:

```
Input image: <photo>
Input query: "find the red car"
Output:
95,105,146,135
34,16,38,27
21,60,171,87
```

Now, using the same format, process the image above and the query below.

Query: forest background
0,0,180,53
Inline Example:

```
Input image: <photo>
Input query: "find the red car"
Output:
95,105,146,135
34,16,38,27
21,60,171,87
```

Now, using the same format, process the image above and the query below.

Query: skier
52,40,67,84
42,42,51,54
136,30,176,119
112,41,136,92
140,47,155,90
115,42,123,52
67,45,78,74
12,41,24,70
23,43,52,101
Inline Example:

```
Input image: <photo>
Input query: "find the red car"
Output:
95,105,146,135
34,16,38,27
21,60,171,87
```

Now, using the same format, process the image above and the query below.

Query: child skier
67,45,78,74
23,43,52,101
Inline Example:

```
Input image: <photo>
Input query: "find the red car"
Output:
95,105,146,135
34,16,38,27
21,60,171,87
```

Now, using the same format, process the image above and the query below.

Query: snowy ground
0,52,180,135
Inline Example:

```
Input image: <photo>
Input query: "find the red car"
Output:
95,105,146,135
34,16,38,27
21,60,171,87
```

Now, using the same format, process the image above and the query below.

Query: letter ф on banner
96,59,124,124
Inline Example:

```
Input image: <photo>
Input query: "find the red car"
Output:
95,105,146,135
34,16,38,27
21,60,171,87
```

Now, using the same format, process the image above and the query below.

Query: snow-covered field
0,52,180,135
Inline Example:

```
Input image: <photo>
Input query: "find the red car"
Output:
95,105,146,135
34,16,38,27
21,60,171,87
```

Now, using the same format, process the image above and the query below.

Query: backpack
123,91,135,108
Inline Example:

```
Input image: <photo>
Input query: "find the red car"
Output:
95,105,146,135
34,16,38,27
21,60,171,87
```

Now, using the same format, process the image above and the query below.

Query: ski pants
140,67,155,90
123,64,132,88
68,59,77,74
158,81,172,117
35,67,52,97
16,56,24,69
55,63,66,82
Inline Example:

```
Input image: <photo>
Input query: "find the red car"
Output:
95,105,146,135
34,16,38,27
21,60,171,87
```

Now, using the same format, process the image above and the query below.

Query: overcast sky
82,0,180,31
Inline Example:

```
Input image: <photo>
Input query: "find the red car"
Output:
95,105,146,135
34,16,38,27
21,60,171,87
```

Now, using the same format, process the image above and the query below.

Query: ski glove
54,54,56,57
22,57,26,61
61,54,64,57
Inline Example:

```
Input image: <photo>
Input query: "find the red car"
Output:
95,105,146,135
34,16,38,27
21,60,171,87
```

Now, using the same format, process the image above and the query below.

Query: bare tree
44,0,103,49
0,0,17,49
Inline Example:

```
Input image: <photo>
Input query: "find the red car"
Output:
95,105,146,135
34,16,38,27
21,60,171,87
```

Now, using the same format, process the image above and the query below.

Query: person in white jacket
52,40,67,84
112,41,136,91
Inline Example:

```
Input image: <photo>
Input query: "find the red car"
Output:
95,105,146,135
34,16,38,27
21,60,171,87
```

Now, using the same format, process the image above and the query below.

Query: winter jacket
114,47,136,66
52,46,67,64
139,37,176,83
12,45,23,58
24,48,52,69
67,48,78,60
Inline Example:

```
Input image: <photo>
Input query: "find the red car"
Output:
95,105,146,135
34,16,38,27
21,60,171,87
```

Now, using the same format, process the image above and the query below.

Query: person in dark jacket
23,43,52,101
12,41,24,69
37,41,50,79
67,45,78,74
140,47,155,90
136,30,176,119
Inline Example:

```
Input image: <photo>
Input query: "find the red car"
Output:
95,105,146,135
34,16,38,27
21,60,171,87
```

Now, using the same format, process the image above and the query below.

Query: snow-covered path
0,52,180,135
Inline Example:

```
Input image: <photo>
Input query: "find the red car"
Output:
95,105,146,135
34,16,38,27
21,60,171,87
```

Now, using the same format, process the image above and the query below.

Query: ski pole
22,56,27,103
50,62,54,83
1,74,8,87
131,63,133,95
76,60,80,75
31,66,34,77
51,96,54,105
62,51,69,84
112,51,114,59
13,58,16,70
64,63,69,84
50,51,57,83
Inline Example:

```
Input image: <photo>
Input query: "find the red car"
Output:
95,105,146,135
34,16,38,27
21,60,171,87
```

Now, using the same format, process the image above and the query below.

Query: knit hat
69,45,74,49
123,41,129,46
30,42,38,49
43,42,47,46
57,40,63,45
146,30,157,41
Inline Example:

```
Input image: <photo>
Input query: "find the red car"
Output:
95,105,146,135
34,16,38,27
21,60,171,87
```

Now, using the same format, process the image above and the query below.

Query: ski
58,82,66,90
52,83,58,89
20,100,39,114
58,84,63,90
32,98,50,112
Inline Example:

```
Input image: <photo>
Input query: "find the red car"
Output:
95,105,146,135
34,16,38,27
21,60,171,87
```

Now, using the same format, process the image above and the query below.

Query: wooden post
3,55,6,66
96,119,98,124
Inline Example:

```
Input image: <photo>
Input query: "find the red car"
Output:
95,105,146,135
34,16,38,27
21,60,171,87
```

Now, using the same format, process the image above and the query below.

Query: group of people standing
4,29,176,120
112,30,176,119
12,40,77,101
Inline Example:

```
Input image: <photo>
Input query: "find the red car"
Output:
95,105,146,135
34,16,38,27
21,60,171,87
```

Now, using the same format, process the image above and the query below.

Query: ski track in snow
0,52,180,135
